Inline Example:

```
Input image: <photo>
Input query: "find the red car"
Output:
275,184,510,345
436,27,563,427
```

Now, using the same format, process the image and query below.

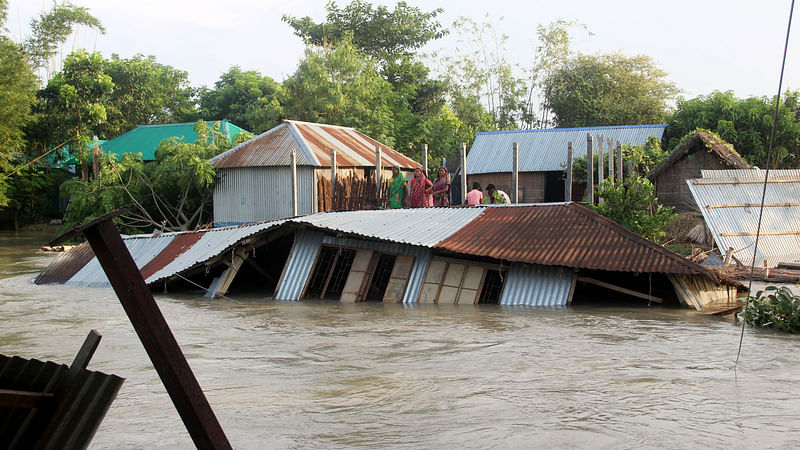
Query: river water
2,230,799,449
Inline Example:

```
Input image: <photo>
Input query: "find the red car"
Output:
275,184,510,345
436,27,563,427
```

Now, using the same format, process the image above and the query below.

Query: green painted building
101,120,249,161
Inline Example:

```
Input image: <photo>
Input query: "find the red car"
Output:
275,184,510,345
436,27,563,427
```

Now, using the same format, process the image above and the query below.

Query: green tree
569,137,666,183
101,54,197,136
61,121,232,233
589,175,676,242
282,0,446,67
22,1,105,78
283,40,395,145
663,90,800,168
543,53,678,128
199,66,284,133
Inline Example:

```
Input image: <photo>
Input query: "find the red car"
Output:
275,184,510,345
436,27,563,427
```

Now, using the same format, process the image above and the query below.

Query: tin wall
499,263,576,306
214,166,316,225
274,230,325,301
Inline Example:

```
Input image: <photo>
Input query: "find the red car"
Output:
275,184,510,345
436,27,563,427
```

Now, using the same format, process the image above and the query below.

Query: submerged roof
687,170,800,268
37,203,713,288
649,131,750,180
467,124,667,174
436,203,712,275
211,120,420,169
102,120,249,161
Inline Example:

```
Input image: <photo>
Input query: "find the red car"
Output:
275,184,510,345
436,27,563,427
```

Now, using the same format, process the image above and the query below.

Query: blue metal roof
467,125,667,174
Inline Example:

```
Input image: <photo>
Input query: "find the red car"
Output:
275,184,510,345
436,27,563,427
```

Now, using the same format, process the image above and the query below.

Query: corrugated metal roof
436,203,713,276
467,125,667,174
211,120,420,169
0,354,124,449
102,120,249,161
34,241,95,285
687,175,800,267
499,264,575,306
291,206,488,247
701,169,800,178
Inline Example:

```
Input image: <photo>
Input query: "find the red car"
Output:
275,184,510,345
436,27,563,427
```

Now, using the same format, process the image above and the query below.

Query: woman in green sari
388,166,408,208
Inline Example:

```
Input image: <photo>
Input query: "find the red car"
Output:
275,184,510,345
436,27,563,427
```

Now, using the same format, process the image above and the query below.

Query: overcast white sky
7,0,799,99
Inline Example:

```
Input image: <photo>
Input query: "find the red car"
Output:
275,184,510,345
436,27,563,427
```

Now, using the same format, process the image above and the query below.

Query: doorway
304,246,357,300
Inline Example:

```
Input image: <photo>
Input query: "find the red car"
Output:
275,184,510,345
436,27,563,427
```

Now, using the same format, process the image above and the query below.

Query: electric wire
735,0,795,365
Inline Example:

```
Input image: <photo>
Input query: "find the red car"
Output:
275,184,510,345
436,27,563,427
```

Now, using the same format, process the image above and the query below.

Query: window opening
305,246,338,299
479,269,505,304
321,248,356,300
365,254,396,301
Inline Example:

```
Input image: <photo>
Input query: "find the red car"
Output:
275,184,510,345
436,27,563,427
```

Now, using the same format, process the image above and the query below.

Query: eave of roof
648,131,750,180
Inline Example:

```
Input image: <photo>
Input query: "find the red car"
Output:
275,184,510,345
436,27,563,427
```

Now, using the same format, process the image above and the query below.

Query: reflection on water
1,234,799,449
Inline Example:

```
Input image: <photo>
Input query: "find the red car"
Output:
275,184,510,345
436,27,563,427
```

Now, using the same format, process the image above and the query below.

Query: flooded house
463,125,668,203
210,120,419,226
36,204,739,312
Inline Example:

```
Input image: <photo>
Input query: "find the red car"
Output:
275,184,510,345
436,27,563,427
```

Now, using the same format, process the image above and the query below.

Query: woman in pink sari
409,167,433,207
432,167,450,206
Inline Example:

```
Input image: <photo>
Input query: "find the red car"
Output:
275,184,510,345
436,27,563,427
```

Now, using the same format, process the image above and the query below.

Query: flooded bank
1,233,799,448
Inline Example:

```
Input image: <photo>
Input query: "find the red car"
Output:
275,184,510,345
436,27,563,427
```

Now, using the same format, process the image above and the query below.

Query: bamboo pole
330,149,337,209
512,142,519,203
460,142,467,205
291,150,298,216
616,142,623,182
565,142,573,202
375,145,382,203
607,137,615,182
422,143,428,176
586,134,594,204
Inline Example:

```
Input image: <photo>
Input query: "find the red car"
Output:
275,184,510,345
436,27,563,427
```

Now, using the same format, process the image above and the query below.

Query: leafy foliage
588,175,676,242
199,66,284,134
663,90,800,168
282,0,446,66
61,121,236,233
742,286,800,334
544,53,678,127
569,136,666,183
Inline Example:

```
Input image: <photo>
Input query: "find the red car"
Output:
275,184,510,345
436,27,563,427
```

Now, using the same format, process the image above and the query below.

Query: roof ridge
476,124,667,135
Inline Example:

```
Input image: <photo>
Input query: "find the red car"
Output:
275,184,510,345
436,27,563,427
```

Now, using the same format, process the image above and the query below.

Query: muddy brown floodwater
1,230,799,448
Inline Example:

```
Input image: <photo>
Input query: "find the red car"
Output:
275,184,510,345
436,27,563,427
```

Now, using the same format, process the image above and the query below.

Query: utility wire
736,0,795,365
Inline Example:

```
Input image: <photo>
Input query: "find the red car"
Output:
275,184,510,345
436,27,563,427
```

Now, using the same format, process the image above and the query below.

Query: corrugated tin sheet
139,233,204,280
0,354,124,449
34,242,95,285
274,230,325,301
436,203,713,276
292,207,487,248
499,263,576,306
213,166,316,225
211,120,419,169
404,252,430,304
65,234,177,288
687,176,800,267
467,125,667,174
701,169,800,178
144,220,288,285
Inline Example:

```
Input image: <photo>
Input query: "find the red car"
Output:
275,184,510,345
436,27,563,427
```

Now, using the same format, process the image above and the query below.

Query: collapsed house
687,169,800,268
36,204,739,312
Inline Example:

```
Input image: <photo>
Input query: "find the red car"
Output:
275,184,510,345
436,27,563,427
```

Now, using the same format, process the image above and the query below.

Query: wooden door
340,249,374,302
382,255,414,302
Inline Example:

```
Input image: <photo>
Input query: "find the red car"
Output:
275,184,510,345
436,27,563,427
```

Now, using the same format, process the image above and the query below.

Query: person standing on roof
388,166,408,208
409,167,433,207
464,182,483,205
432,167,450,207
484,184,510,204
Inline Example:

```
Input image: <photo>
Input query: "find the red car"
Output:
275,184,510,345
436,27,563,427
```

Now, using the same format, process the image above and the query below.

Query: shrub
741,286,800,333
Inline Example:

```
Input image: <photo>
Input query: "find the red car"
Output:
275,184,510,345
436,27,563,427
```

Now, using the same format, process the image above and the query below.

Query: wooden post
92,136,101,179
724,246,734,267
512,142,519,203
422,144,428,177
291,150,298,216
616,142,623,182
330,148,337,209
375,146,382,203
460,142,467,205
566,142,573,202
49,209,231,449
607,137,615,182
597,135,604,188
586,134,594,204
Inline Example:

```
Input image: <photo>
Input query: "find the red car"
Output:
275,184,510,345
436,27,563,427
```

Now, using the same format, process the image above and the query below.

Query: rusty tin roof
436,203,714,277
211,120,419,169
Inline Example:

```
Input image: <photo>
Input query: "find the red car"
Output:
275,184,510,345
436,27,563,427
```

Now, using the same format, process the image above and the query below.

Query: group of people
387,166,510,209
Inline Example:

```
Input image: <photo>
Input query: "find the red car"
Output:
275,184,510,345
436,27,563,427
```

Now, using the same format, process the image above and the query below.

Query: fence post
586,134,594,204
607,137,615,182
291,150,298,216
597,135,604,189
566,142,573,202
512,142,519,203
330,149,337,209
460,142,467,205
616,142,623,182
422,143,428,177
375,145,382,204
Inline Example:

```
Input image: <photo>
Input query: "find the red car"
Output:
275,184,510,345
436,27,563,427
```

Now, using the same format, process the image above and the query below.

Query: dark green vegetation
742,286,800,334
1,1,799,233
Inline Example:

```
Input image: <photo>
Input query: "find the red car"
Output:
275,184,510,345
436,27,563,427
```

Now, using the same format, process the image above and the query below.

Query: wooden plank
577,276,663,303
0,389,54,408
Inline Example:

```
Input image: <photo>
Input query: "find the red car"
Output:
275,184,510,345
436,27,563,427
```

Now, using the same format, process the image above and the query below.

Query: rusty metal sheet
211,124,315,168
435,203,713,276
34,242,95,285
139,232,204,280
